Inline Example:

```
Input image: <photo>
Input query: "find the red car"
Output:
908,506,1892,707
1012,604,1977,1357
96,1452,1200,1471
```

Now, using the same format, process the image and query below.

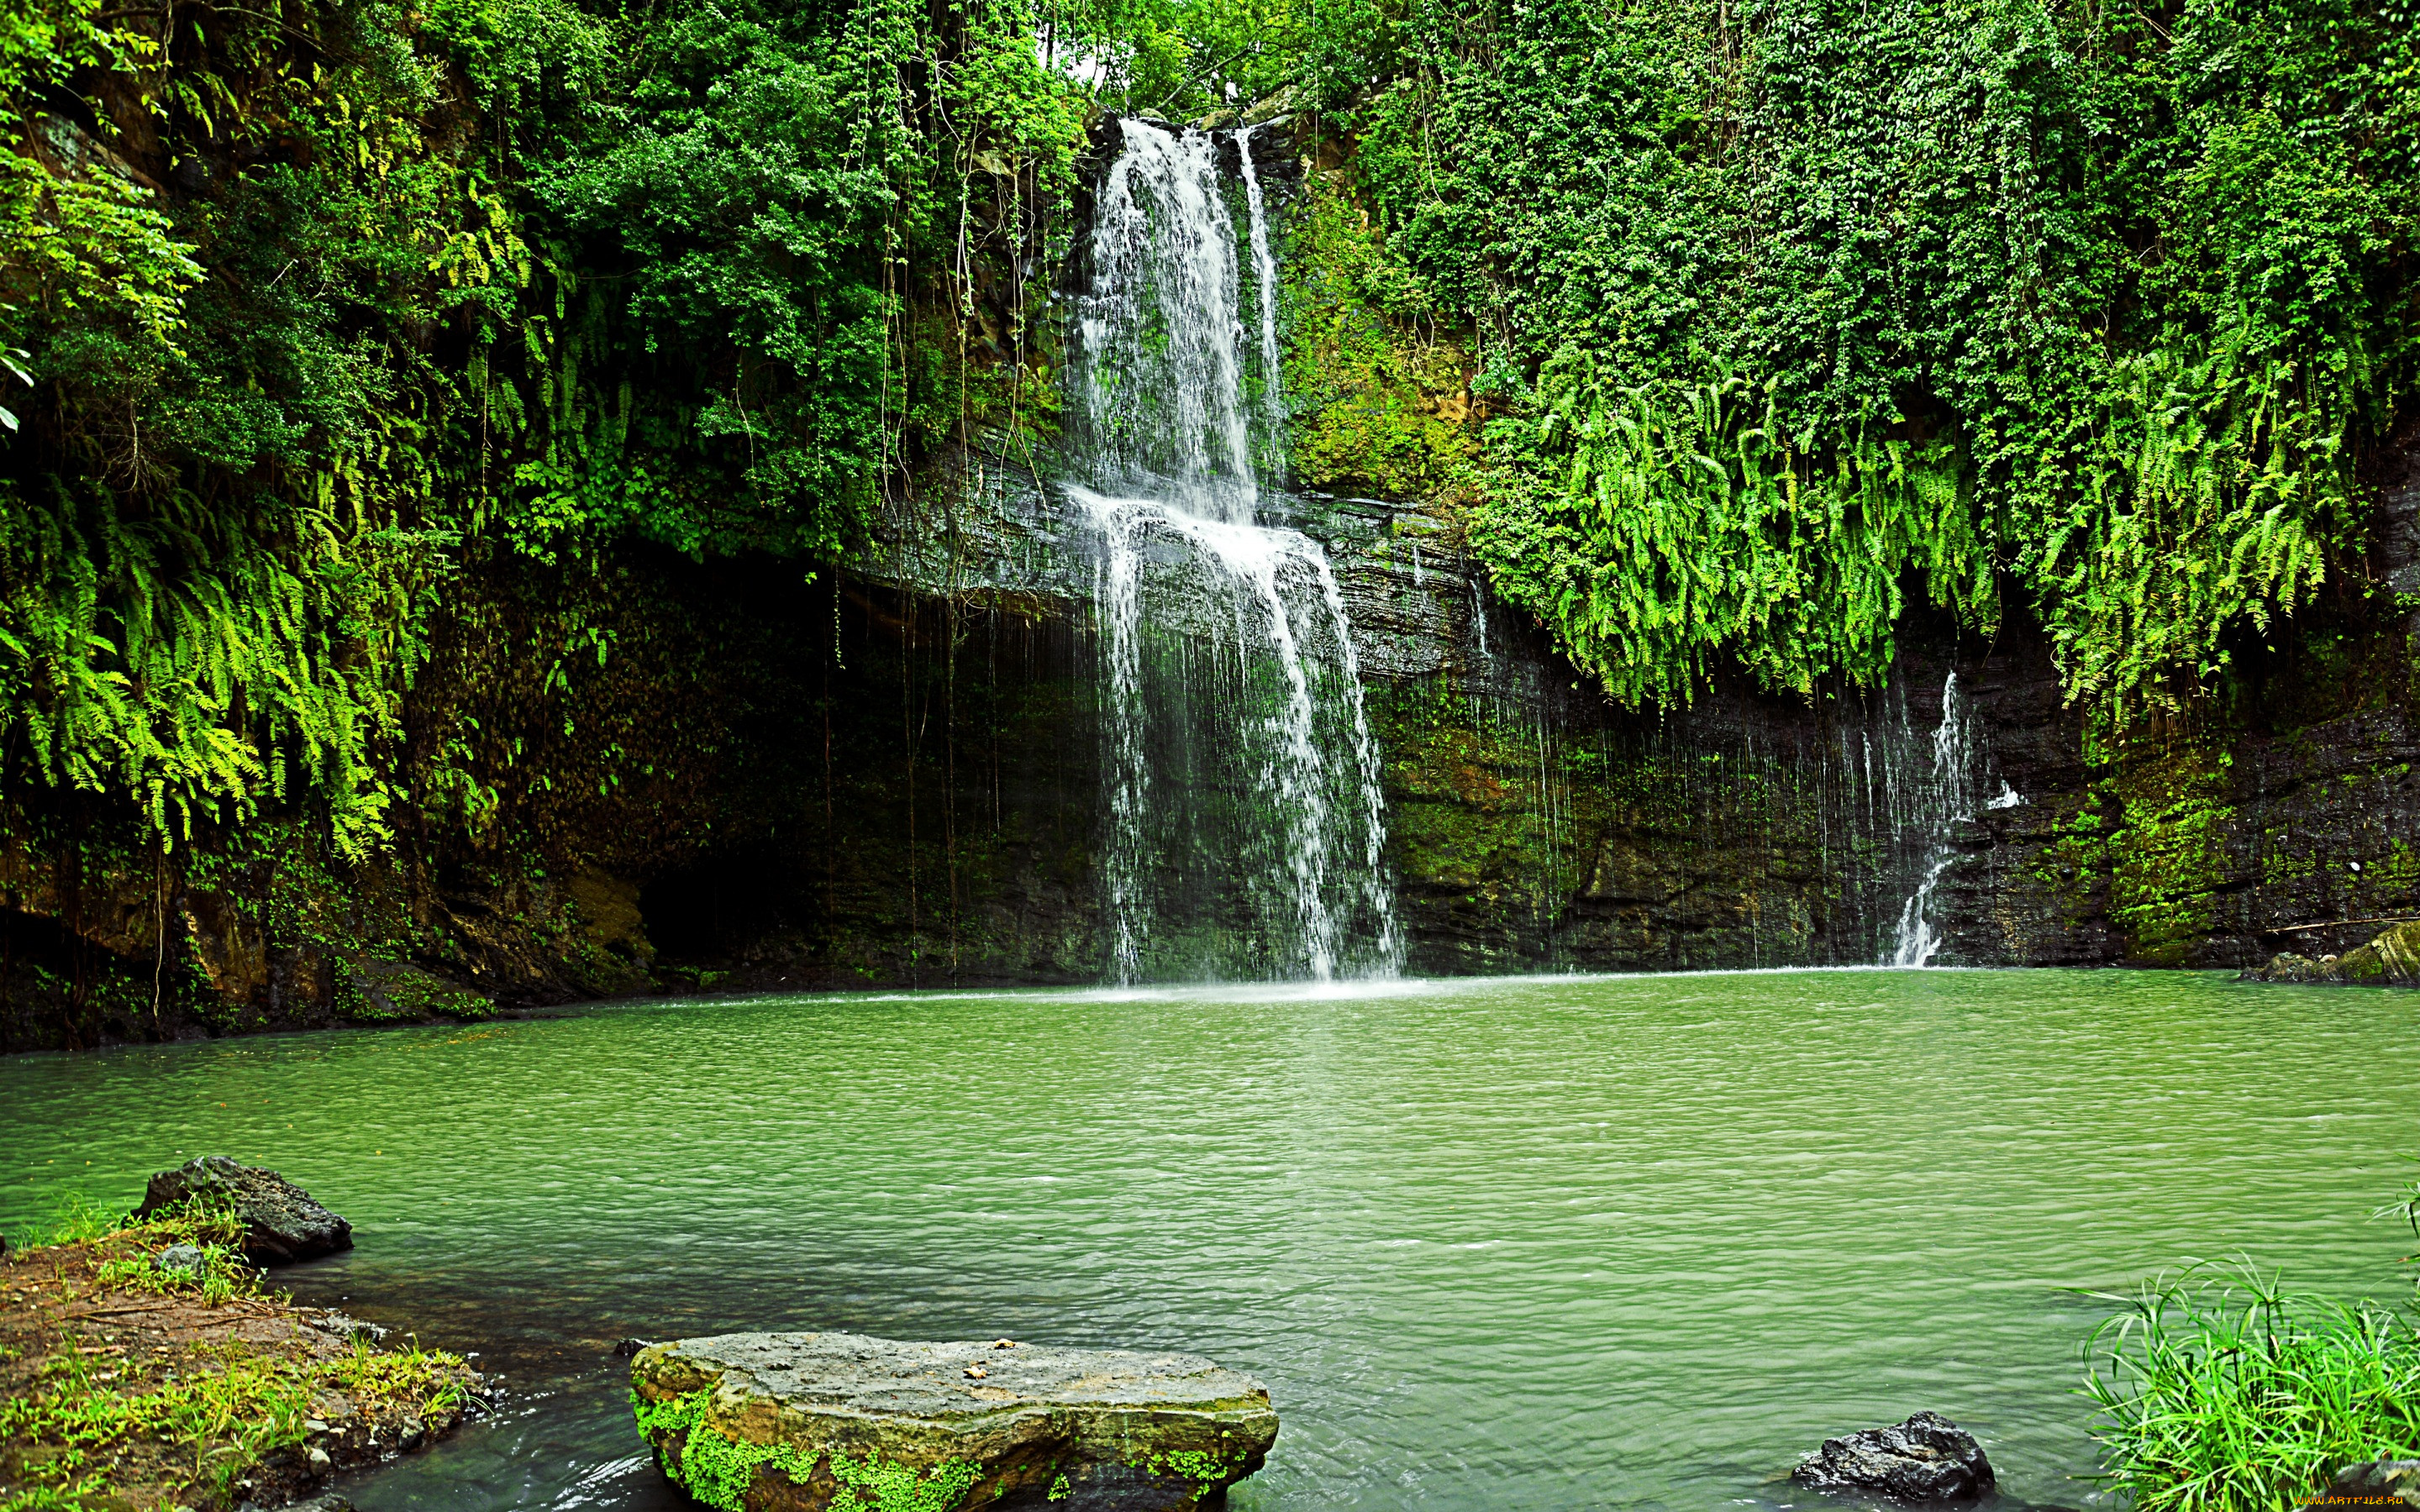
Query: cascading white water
1073,119,1400,984
1887,671,1981,967
1074,123,1257,522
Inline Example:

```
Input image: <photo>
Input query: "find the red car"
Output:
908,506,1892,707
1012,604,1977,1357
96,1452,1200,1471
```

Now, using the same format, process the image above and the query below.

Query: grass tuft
2081,1258,2420,1512
1,1193,475,1510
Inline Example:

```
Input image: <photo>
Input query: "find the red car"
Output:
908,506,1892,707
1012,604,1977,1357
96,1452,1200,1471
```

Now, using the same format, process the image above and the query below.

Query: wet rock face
1791,1412,1995,1503
629,1331,1278,1511
134,1156,353,1264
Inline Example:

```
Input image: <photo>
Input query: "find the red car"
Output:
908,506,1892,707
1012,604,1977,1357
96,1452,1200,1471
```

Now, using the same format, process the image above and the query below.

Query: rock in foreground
3,1204,473,1512
630,1331,1277,1511
1792,1411,1994,1502
2328,1459,2420,1507
134,1155,353,1263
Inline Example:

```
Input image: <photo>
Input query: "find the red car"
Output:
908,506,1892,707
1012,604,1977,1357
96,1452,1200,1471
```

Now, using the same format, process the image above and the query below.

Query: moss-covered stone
1281,173,1481,501
2244,919,2420,985
629,1331,1276,1512
2103,740,2239,966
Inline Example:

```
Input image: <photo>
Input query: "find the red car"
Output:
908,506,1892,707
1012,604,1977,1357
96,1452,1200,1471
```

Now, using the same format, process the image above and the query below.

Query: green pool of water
3,969,2412,1509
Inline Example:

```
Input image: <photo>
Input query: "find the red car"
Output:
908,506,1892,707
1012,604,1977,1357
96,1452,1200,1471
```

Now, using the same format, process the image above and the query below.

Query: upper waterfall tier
1062,118,1401,984
1071,119,1281,525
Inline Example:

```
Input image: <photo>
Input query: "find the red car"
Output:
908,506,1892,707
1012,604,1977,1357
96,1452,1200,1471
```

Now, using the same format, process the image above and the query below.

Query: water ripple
0,969,2408,1509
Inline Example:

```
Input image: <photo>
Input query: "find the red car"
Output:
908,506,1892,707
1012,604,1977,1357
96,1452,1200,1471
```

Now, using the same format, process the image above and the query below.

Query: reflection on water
3,969,2411,1510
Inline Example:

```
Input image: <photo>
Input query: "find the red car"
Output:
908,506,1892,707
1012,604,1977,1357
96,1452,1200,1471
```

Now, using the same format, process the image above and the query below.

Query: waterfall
1887,672,1981,967
1235,126,1284,475
1073,122,1256,522
1072,119,1400,983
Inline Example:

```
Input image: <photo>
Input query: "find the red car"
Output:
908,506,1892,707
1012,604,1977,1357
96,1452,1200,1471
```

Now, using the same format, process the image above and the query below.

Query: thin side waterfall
1072,118,1401,984
1235,126,1283,475
1888,672,1981,967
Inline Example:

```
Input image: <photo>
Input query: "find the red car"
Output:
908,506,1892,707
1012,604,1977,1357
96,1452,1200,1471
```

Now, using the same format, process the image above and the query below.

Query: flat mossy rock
629,1331,1277,1511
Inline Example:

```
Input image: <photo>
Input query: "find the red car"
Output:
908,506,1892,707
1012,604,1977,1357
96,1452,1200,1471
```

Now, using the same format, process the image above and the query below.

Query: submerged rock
134,1156,353,1263
2249,950,2330,983
2328,1459,2420,1507
1792,1411,1994,1503
629,1331,1277,1510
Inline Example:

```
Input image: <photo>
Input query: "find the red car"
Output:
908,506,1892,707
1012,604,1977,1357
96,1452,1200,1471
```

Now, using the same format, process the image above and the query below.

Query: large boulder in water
629,1331,1277,1510
134,1156,353,1263
1791,1411,1995,1502
2326,920,2420,984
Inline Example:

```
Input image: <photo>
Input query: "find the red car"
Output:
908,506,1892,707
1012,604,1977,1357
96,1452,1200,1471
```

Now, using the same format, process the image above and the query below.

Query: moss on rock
629,1331,1276,1511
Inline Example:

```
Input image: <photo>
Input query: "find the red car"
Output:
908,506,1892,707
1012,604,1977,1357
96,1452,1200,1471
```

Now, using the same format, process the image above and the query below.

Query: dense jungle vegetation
1296,0,2420,727
1,0,2414,853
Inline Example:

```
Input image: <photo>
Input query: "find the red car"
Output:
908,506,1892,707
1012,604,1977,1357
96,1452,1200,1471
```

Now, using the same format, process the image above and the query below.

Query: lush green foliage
1324,0,2417,717
0,0,1102,851
2081,1261,2420,1509
6,0,2416,850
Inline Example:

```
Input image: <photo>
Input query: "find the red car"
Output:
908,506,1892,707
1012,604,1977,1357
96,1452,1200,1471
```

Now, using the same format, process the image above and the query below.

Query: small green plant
0,1471,111,1511
1,1340,313,1504
2081,1259,2420,1511
3,1200,473,1508
326,1336,471,1416
18,1194,129,1251
91,1242,250,1307
1130,1446,1240,1496
630,1387,981,1512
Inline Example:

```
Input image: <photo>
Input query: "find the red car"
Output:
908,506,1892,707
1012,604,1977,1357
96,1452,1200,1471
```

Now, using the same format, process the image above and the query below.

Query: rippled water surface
4,969,2413,1510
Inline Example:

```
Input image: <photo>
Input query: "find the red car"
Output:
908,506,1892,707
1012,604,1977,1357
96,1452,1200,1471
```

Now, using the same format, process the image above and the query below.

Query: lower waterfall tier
1080,488,1400,984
